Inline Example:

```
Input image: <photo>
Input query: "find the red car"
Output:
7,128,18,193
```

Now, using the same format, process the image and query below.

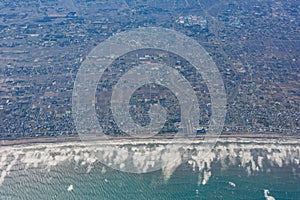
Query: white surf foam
0,137,299,186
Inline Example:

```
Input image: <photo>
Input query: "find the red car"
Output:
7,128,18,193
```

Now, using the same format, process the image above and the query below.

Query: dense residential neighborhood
0,0,299,139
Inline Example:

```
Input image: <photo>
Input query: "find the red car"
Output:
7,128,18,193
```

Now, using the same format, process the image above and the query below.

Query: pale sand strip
1,134,300,146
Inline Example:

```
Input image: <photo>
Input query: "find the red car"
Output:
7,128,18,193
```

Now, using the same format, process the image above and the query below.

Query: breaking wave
0,137,299,186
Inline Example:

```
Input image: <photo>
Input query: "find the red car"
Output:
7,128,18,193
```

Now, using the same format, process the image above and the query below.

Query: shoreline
1,134,300,146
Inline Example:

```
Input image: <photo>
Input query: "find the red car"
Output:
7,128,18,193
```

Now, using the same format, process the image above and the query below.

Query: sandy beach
1,133,299,146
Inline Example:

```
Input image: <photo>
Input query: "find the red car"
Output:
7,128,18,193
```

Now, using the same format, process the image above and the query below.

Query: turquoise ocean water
0,139,299,199
1,160,299,199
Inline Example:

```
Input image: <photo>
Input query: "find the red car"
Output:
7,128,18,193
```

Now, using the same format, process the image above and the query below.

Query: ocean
0,138,299,199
